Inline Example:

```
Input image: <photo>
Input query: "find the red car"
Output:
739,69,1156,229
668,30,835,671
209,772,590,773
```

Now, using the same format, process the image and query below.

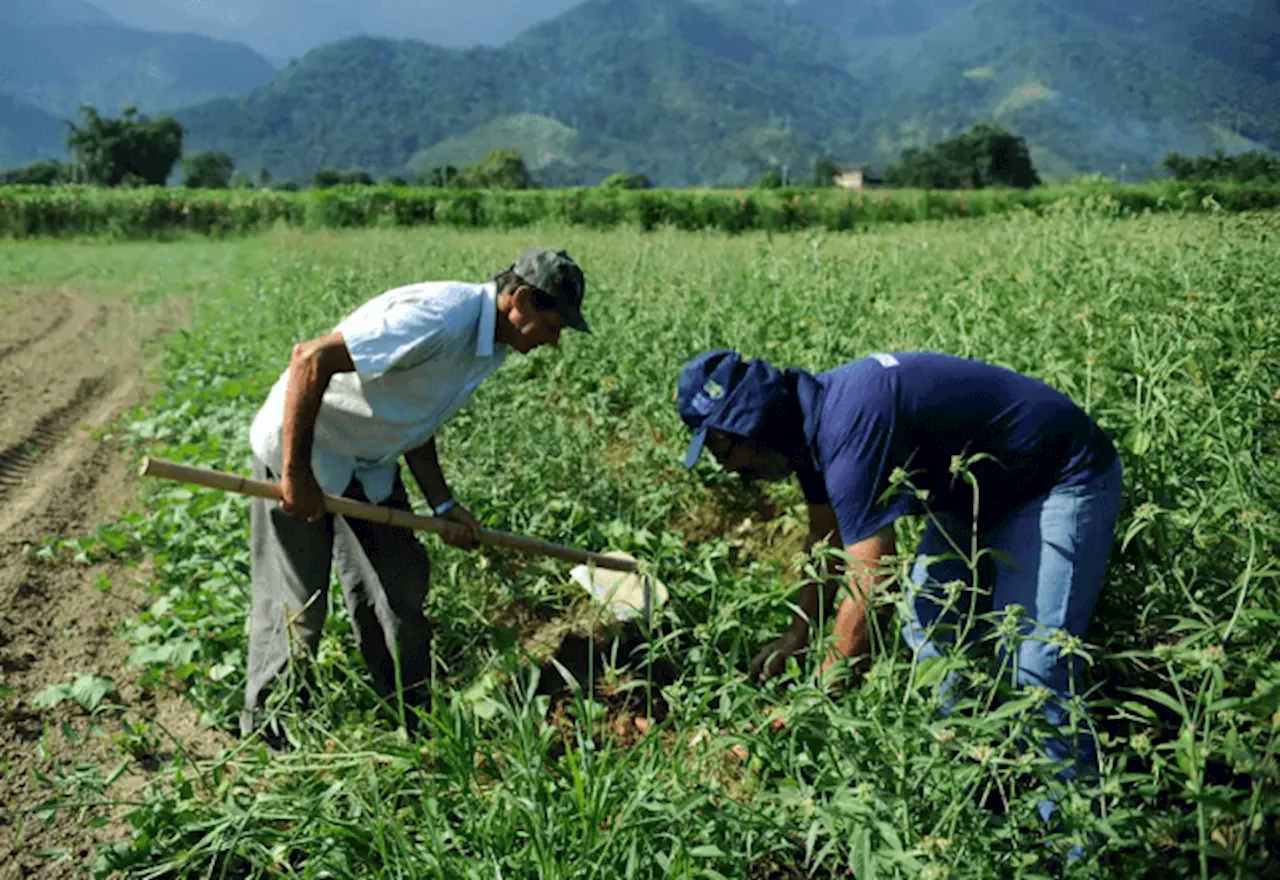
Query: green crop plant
1,206,1276,878
3,180,1280,240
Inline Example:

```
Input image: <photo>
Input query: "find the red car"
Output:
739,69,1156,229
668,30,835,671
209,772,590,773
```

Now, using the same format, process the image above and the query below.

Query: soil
0,289,227,879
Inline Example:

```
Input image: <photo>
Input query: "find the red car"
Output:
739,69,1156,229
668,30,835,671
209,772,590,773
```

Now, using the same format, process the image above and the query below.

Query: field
0,206,1277,878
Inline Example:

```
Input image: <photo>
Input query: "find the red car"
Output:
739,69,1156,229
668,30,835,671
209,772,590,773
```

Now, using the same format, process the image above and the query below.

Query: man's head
494,247,589,354
675,349,798,482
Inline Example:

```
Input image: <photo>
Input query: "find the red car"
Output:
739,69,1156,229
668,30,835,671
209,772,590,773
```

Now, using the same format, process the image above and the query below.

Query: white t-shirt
249,280,509,503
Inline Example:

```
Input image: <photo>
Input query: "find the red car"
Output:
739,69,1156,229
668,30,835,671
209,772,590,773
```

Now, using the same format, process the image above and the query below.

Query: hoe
139,457,668,623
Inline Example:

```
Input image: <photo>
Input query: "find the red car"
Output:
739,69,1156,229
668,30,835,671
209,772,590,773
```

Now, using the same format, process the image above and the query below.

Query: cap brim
683,428,708,468
563,307,590,333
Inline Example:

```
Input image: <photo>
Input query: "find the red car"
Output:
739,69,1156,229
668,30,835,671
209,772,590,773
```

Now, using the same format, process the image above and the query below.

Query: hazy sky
89,0,584,62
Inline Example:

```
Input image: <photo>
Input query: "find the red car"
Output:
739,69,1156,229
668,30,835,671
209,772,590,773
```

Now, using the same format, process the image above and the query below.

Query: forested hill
803,0,1280,179
175,0,865,186
10,0,1279,185
0,0,275,123
0,95,65,170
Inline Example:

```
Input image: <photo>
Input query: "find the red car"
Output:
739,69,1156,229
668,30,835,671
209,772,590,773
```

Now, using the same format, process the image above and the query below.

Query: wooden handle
138,457,639,573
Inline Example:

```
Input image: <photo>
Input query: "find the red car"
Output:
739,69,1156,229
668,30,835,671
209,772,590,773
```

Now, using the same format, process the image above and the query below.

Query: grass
2,205,1278,878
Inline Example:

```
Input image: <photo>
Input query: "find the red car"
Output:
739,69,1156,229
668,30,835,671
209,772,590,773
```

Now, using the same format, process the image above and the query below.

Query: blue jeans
902,458,1123,826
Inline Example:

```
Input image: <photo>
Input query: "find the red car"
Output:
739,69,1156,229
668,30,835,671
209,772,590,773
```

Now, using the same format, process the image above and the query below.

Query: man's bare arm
790,503,844,637
279,331,355,518
403,437,452,511
751,503,844,682
404,438,482,550
824,525,897,673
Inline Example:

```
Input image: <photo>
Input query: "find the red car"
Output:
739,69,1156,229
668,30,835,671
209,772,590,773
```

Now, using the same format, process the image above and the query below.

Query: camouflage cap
510,247,590,333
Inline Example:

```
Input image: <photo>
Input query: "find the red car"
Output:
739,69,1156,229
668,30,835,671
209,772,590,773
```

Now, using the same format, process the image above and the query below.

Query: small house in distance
834,164,883,190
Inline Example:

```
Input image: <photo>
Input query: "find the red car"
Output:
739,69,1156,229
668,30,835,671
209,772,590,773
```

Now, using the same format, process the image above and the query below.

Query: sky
87,0,584,63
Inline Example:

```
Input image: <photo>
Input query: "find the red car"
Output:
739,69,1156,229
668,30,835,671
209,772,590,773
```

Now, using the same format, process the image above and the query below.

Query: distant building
834,164,883,190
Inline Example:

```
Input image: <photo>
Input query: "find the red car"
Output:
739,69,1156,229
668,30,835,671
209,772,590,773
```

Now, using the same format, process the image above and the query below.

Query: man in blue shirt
676,348,1123,824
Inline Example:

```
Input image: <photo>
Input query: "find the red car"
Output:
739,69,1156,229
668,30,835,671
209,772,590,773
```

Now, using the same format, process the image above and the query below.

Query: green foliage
811,157,839,187
8,209,1274,876
66,104,183,187
31,673,117,712
599,172,651,190
167,0,1280,186
415,165,459,188
753,169,784,189
0,159,68,185
312,168,375,189
181,151,235,189
458,148,537,190
1160,149,1280,183
885,123,1040,189
5,180,1279,240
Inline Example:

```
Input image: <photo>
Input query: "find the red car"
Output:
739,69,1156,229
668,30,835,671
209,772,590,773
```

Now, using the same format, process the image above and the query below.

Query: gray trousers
241,455,433,737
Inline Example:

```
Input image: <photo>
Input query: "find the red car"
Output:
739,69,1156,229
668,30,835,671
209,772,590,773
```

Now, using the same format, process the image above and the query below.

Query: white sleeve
339,290,459,377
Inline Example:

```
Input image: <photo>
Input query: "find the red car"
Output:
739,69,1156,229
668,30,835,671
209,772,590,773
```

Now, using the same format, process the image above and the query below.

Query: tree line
3,106,1276,191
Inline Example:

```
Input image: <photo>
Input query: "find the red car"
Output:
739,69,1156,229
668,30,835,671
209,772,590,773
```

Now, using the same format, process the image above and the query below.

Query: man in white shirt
243,247,590,746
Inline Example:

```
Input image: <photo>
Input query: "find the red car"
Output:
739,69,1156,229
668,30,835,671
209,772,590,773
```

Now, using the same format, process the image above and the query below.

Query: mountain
0,0,115,28
0,1,275,122
798,0,1279,176
176,0,865,185
86,0,584,62
38,0,1280,185
407,114,595,175
0,94,66,169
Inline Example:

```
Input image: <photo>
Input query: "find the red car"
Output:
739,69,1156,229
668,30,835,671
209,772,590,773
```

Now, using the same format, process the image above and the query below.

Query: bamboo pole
138,457,639,573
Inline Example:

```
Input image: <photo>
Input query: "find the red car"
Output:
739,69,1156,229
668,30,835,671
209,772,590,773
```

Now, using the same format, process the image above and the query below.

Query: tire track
0,376,107,502
0,292,71,365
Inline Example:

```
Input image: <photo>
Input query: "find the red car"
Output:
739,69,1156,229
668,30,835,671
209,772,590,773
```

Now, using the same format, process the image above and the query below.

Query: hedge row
2,181,1278,239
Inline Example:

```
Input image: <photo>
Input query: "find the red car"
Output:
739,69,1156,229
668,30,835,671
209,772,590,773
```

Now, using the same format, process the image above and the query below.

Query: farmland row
1,179,1278,239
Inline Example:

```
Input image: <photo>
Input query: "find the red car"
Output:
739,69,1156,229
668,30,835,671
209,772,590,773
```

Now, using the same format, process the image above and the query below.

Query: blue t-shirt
793,352,1118,544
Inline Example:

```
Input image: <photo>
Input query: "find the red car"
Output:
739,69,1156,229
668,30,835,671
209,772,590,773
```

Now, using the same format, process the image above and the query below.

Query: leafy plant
31,674,117,712
3,207,1277,877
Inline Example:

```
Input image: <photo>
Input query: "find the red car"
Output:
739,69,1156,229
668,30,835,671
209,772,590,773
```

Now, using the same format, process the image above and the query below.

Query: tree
884,124,1039,190
599,172,651,190
0,160,68,185
182,151,235,188
415,165,459,188
811,157,839,187
458,149,535,189
752,169,784,189
66,104,183,187
1159,149,1280,182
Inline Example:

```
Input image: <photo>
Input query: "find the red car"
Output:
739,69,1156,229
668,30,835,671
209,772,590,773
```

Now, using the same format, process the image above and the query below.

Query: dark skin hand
702,432,896,685
278,331,481,550
749,518,896,684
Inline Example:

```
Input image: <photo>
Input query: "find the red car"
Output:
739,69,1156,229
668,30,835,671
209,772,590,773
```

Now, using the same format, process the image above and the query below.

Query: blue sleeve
795,456,830,506
823,394,913,545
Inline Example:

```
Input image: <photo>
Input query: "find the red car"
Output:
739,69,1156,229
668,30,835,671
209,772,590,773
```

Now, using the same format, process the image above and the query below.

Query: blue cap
675,349,789,468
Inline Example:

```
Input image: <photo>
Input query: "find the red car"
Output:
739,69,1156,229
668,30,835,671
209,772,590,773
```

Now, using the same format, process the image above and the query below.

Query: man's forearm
830,583,873,660
788,565,841,638
281,350,329,477
404,437,452,510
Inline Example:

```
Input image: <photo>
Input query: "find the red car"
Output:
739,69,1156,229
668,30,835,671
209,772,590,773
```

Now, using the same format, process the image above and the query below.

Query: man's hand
280,466,326,521
751,629,809,683
439,503,483,551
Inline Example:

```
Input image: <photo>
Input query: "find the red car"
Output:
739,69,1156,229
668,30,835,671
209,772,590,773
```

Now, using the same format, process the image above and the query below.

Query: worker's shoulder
369,279,485,312
343,280,486,332
816,352,909,390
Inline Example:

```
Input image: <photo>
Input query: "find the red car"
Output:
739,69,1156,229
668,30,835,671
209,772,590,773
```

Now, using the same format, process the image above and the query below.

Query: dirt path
0,290,227,879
